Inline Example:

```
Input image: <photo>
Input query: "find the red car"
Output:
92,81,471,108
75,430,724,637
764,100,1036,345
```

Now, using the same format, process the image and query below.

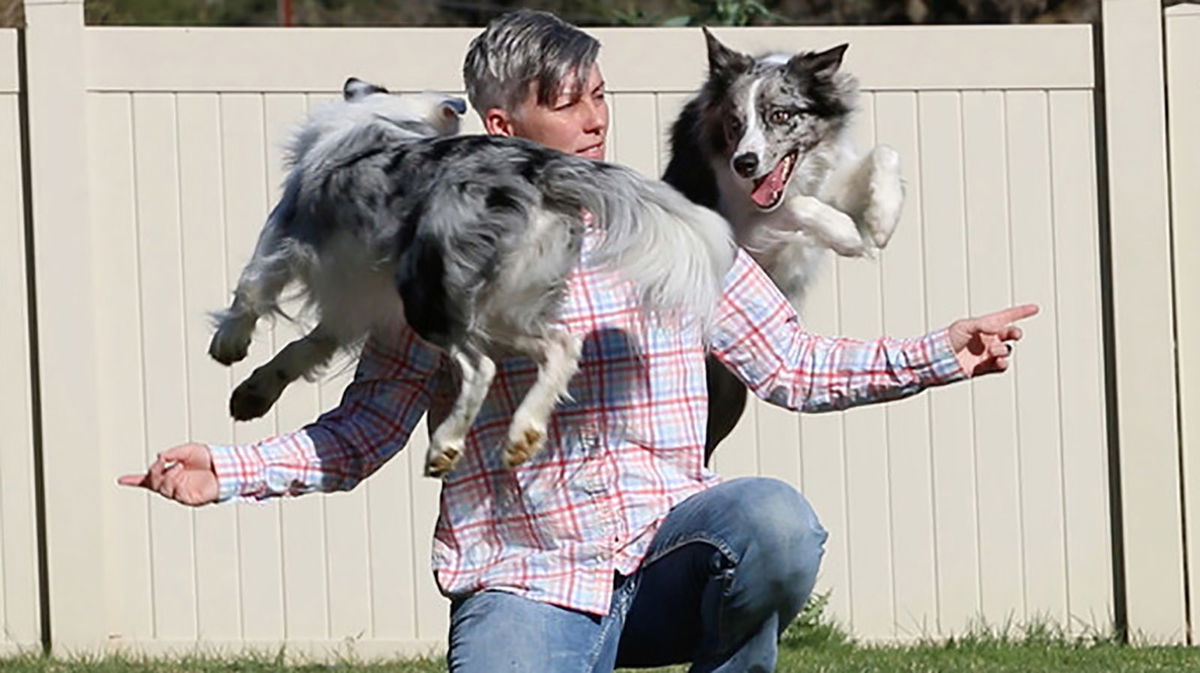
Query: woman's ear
483,107,516,137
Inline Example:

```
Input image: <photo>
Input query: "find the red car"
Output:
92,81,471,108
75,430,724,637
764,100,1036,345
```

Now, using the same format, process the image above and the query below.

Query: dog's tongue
751,159,790,207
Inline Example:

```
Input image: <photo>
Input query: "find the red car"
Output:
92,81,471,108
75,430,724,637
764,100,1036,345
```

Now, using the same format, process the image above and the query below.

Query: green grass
4,598,1200,672
4,636,1200,673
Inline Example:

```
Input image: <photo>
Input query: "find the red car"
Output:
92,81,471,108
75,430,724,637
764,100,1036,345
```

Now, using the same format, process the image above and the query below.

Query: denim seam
641,532,740,568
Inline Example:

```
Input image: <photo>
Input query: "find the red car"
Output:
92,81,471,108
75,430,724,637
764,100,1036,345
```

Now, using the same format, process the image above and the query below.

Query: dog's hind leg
425,343,497,478
503,330,582,469
228,324,339,420
209,223,297,365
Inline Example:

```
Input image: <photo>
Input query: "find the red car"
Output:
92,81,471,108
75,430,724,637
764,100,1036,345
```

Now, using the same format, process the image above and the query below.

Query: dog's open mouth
749,151,798,210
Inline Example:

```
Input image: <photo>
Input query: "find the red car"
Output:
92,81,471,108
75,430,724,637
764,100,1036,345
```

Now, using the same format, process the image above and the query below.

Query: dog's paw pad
504,427,545,469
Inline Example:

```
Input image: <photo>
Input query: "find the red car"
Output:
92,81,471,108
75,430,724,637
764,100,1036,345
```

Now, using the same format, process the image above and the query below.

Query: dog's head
287,78,467,169
341,77,467,138
698,29,858,212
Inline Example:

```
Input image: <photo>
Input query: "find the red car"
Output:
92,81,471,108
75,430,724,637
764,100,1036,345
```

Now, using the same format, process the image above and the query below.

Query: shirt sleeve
207,323,443,502
708,249,966,413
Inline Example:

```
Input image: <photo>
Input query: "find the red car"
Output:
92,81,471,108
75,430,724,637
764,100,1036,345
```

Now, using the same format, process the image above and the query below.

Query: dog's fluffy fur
209,78,734,477
663,31,905,457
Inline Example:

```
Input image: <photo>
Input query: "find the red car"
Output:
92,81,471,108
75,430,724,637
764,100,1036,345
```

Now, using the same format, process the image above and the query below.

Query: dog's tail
549,161,735,328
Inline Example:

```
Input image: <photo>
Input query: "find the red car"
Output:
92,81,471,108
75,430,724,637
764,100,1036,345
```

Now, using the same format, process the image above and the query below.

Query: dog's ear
790,43,849,80
343,77,389,101
438,96,467,125
431,96,467,135
702,27,752,75
442,96,467,116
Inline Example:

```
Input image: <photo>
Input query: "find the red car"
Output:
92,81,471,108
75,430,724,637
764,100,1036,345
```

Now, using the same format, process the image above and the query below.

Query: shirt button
581,481,606,495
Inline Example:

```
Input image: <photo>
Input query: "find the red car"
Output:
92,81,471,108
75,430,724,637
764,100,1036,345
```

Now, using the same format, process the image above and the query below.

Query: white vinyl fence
0,27,40,657
1166,1,1200,646
2,0,1196,658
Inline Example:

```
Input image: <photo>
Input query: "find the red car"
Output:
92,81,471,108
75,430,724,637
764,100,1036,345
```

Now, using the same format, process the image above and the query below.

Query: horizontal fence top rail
1,31,17,92
1167,3,1200,17
85,24,1094,94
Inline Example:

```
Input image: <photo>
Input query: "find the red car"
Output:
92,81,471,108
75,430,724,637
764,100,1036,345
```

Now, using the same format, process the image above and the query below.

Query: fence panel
0,27,41,656
1101,0,1187,643
1166,2,1200,645
19,19,1115,654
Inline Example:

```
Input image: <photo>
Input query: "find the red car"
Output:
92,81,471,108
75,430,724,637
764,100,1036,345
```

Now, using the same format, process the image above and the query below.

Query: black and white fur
209,78,734,478
663,30,904,458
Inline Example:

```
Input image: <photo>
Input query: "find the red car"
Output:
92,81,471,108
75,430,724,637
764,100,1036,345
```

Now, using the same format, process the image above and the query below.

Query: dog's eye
769,109,794,124
728,118,743,135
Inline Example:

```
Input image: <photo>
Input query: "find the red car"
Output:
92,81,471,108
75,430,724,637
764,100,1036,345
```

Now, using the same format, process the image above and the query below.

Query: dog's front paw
425,441,464,479
826,211,867,256
503,418,547,469
209,318,255,365
229,368,286,420
786,194,866,257
865,146,904,248
832,235,867,257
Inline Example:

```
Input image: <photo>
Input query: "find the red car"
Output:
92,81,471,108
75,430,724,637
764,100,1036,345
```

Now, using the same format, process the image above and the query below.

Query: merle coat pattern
209,78,734,478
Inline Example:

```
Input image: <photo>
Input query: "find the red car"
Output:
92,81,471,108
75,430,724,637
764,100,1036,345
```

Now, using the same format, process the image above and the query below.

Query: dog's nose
733,153,759,178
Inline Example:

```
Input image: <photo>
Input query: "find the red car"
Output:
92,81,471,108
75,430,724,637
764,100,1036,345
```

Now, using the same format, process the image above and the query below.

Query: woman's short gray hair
463,10,600,116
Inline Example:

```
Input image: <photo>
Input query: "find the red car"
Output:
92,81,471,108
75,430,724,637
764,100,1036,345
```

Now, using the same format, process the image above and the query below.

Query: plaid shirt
210,229,964,616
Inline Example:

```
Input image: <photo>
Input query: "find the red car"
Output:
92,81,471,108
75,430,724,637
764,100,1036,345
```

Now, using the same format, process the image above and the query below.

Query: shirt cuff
913,328,968,387
208,442,268,503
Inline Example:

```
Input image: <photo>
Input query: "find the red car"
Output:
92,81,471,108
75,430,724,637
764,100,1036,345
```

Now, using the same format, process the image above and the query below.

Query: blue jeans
446,477,828,672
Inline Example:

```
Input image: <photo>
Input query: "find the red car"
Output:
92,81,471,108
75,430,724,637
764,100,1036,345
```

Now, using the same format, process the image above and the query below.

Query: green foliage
85,0,277,26
82,0,1102,27
611,0,789,26
779,590,856,650
694,0,789,25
